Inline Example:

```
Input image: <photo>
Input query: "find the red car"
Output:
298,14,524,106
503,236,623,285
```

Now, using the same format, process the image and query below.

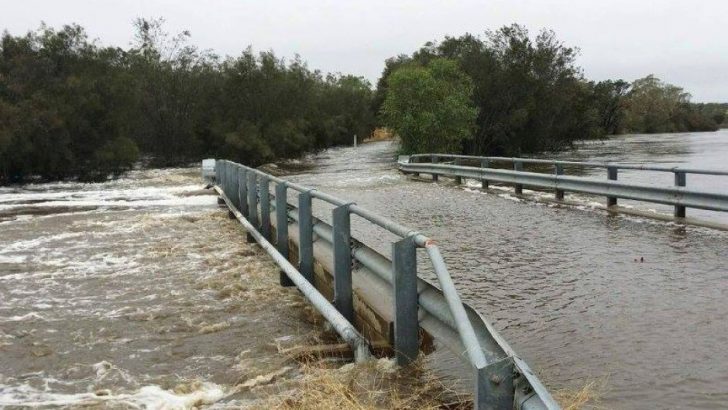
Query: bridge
205,152,728,409
208,159,559,410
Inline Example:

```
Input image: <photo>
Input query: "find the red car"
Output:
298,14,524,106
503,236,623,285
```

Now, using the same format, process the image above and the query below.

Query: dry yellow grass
554,380,604,410
259,357,465,409
363,128,396,143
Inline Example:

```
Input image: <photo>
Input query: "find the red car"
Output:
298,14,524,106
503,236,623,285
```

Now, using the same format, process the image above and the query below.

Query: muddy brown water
2,131,728,409
278,131,728,409
0,168,323,408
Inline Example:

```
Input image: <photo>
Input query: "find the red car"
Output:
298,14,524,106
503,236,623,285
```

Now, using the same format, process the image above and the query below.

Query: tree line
378,24,724,156
1,21,725,183
0,19,375,182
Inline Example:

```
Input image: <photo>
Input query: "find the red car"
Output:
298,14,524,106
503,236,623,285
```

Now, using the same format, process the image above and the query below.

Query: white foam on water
0,232,84,252
0,312,46,322
498,193,522,202
0,382,226,409
0,254,27,264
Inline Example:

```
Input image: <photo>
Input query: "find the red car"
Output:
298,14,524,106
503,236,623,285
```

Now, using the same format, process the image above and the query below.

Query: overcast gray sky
2,0,727,102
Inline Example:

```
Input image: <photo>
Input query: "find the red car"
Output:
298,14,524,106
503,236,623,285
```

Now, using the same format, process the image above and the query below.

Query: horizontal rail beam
400,162,728,213
408,153,728,176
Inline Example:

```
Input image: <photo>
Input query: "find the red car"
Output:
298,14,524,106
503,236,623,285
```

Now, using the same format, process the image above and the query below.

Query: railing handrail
222,160,485,361
408,153,728,176
241,166,430,242
211,159,560,410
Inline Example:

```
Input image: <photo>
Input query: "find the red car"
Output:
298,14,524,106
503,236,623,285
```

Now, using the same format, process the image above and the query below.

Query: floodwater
280,130,728,409
0,168,322,408
550,131,728,224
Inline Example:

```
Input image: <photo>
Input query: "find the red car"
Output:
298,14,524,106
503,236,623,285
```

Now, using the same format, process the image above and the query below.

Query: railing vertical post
225,163,235,219
238,168,248,218
454,159,462,185
298,191,314,283
332,204,354,322
226,162,232,197
228,165,236,210
514,161,523,194
674,171,686,218
607,166,618,207
431,155,439,181
412,156,419,177
474,358,515,410
554,164,565,200
220,161,227,196
275,183,294,287
260,176,271,240
215,161,225,205
481,159,489,189
392,236,419,365
247,171,258,229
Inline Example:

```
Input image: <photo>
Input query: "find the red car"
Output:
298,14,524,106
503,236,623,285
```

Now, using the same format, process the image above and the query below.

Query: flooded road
281,131,728,409
550,130,728,224
0,169,322,408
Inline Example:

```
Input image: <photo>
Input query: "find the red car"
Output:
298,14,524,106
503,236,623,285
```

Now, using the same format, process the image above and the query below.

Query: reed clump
260,356,464,409
554,380,604,410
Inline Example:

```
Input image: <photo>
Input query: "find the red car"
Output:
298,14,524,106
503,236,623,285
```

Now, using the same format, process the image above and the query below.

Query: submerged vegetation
377,24,724,155
0,19,375,183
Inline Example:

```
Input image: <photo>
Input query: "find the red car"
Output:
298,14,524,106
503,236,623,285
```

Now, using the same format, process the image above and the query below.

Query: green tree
381,59,477,154
0,20,375,183
377,25,607,156
623,75,717,133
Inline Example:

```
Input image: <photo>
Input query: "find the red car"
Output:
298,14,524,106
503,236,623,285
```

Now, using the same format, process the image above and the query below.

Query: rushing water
280,130,728,409
0,168,320,408
2,131,726,409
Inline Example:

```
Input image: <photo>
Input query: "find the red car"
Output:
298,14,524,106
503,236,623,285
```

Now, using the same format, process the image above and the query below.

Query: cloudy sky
3,0,726,102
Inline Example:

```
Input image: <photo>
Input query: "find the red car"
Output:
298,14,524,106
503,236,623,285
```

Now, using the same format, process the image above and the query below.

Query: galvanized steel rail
403,154,728,218
207,159,560,410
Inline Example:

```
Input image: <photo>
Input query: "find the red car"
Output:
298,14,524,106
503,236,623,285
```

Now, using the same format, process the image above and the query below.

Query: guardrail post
454,159,462,185
275,183,294,287
225,163,236,219
554,164,565,200
474,358,515,410
225,162,232,197
216,161,225,205
231,165,241,210
298,191,314,283
412,156,419,177
481,159,489,189
219,161,227,197
514,161,523,195
392,236,419,365
332,204,354,322
260,176,271,240
674,171,686,218
431,155,439,181
247,171,258,241
238,168,248,218
607,166,618,207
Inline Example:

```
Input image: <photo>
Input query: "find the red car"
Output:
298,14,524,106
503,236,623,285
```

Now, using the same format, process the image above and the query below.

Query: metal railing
403,154,728,218
209,159,560,410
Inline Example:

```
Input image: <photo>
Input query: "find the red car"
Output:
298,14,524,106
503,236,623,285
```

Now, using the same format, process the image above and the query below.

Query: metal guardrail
403,154,728,218
209,159,560,410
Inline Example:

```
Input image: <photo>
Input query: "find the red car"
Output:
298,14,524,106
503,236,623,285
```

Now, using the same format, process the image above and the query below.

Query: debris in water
237,366,294,390
197,321,231,334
